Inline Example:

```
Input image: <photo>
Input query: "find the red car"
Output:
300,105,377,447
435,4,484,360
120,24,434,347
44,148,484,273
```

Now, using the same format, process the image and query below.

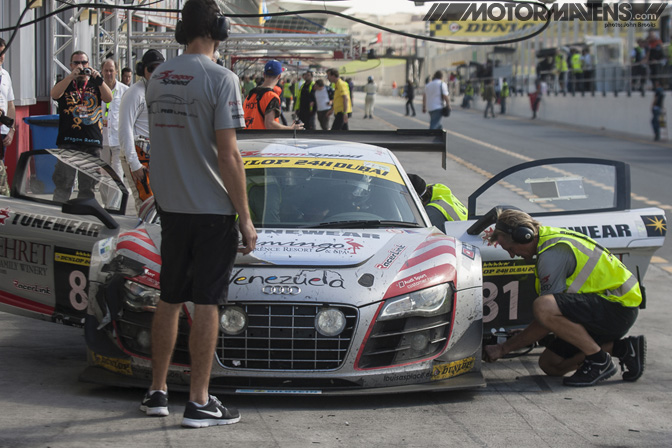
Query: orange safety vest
244,87,281,129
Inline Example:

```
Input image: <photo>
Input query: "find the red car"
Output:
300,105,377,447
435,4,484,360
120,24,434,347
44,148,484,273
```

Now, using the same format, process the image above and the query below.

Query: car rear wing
237,129,448,169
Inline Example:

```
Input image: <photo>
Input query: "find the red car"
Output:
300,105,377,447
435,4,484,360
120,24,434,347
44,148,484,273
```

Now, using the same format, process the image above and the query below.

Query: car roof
238,139,398,165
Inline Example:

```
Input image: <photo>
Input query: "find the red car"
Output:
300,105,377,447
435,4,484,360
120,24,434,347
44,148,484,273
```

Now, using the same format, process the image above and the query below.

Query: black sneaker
563,353,617,387
619,335,647,382
182,395,241,428
140,390,169,416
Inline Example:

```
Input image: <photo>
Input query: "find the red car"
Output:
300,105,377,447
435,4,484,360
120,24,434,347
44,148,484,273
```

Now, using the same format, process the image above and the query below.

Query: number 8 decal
69,270,88,311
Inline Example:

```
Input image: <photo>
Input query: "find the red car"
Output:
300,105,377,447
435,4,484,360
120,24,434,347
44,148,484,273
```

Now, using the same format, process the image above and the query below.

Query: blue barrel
23,115,59,193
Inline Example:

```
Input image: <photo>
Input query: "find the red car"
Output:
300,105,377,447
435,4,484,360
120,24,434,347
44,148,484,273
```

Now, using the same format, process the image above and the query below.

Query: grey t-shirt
147,54,245,214
536,243,577,295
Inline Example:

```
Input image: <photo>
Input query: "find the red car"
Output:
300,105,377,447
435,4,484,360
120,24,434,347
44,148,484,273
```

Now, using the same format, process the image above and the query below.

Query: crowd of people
241,68,358,130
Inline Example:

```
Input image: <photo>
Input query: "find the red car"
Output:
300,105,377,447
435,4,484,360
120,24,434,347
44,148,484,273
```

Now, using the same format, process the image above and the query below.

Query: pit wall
463,90,670,140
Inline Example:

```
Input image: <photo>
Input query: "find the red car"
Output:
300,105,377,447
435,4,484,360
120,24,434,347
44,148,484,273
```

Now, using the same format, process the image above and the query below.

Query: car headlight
220,306,247,335
122,280,161,312
378,283,451,321
315,307,346,337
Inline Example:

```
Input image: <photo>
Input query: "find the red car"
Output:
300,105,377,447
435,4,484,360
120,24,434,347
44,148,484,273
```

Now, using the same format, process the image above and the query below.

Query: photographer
50,51,112,203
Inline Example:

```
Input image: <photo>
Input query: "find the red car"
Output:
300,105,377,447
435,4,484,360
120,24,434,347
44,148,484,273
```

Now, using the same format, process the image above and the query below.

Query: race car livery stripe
116,240,162,265
415,235,456,251
383,263,457,299
0,289,54,315
120,229,155,247
401,245,457,271
243,157,404,184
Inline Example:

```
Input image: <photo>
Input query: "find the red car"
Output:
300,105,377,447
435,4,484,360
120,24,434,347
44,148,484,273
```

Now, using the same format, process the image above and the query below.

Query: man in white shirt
313,79,332,130
422,70,450,130
0,38,16,192
118,49,164,214
100,59,129,208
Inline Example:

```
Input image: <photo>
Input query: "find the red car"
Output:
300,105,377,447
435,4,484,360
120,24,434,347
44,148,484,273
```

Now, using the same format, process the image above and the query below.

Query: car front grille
217,303,358,371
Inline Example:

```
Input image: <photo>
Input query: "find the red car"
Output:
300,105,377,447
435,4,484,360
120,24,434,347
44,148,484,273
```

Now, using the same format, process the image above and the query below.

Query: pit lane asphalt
1,98,671,447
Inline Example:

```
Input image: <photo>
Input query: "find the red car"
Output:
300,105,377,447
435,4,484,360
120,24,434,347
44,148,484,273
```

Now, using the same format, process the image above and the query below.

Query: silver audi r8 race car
0,130,665,395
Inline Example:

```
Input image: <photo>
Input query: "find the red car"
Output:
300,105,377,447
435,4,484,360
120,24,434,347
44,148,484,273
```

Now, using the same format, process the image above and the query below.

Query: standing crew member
484,209,646,387
500,79,510,114
570,48,583,94
50,50,113,203
144,0,257,428
119,49,165,214
297,70,315,130
243,60,303,131
327,68,351,130
407,174,467,229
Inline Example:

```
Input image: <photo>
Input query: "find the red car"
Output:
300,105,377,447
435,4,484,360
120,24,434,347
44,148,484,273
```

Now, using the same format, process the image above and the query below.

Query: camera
82,68,92,76
0,114,14,129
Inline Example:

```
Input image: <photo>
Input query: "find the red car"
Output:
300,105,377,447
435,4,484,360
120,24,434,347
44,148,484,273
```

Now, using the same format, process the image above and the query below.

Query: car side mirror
62,197,119,229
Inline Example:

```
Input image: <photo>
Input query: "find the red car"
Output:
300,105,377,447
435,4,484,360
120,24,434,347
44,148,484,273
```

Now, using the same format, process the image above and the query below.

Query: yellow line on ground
651,256,667,263
662,266,672,275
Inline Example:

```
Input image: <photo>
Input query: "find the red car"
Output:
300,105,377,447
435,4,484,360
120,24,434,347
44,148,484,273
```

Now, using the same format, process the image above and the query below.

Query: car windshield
245,163,423,228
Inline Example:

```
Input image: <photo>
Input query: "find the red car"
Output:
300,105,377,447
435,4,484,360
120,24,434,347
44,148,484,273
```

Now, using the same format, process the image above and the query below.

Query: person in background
363,76,376,119
313,79,332,130
482,79,496,119
99,58,129,208
121,67,132,86
404,79,416,116
327,68,351,130
50,50,113,202
282,77,293,111
0,38,16,196
422,70,450,130
297,70,316,130
118,49,165,214
652,79,665,141
243,60,303,131
500,79,510,114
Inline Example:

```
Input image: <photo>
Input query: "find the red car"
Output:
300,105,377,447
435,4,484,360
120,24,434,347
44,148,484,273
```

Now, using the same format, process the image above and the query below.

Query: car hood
240,228,425,267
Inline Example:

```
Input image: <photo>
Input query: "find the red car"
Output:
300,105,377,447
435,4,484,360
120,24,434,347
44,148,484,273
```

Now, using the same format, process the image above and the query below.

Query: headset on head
175,14,230,45
495,220,535,244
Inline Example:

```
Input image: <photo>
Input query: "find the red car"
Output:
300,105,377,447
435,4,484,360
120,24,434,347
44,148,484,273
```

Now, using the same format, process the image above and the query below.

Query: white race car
0,131,664,395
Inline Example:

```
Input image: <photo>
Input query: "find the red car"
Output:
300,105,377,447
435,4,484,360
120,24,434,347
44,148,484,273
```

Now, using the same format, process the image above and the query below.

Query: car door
443,158,666,337
0,150,137,326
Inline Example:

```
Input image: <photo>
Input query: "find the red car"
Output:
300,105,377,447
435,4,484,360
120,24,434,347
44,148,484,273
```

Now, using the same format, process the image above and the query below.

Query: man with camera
0,38,16,196
50,51,113,202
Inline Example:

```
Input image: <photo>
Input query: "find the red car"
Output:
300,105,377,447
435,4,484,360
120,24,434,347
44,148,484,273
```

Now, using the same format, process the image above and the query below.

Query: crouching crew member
408,173,467,229
484,209,646,387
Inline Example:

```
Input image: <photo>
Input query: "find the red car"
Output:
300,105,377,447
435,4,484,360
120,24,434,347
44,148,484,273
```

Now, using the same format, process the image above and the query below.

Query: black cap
407,173,427,198
142,49,165,67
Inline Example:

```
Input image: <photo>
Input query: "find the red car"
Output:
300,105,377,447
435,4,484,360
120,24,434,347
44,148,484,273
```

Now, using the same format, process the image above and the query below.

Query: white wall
468,90,668,139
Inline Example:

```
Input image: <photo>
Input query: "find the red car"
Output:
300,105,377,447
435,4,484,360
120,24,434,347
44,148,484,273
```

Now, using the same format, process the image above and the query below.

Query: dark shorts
158,211,239,305
547,292,638,359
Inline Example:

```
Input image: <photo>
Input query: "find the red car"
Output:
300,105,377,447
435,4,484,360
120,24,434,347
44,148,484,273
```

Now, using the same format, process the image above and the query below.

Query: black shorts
547,292,638,359
158,211,239,305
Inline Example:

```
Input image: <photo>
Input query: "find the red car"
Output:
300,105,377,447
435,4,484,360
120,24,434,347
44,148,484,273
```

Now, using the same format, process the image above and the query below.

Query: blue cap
264,60,284,76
